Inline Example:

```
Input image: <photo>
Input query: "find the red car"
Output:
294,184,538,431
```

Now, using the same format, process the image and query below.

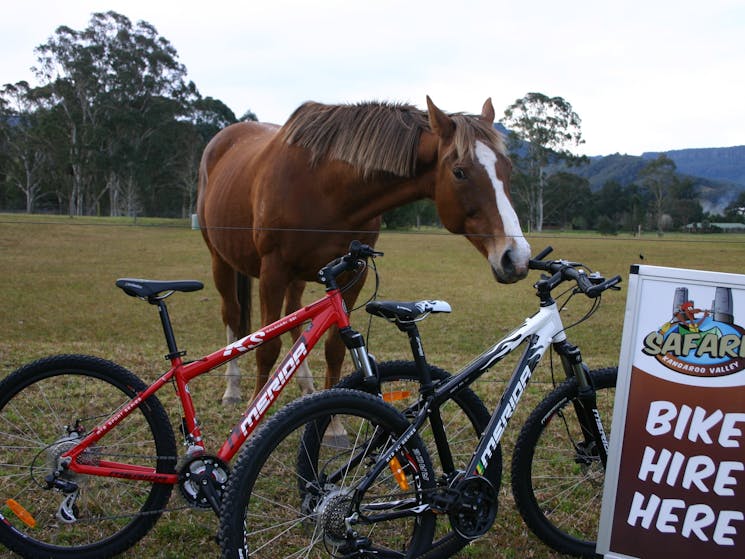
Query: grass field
1,213,744,558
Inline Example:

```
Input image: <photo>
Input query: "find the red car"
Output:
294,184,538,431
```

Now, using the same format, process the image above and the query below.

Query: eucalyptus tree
543,171,592,229
32,10,201,216
503,92,584,232
0,81,52,212
638,154,677,235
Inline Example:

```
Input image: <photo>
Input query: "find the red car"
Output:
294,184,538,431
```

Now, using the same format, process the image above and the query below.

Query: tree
383,200,438,229
639,155,677,235
503,92,584,232
31,11,201,216
724,191,745,223
668,177,703,228
543,172,592,229
1,82,46,212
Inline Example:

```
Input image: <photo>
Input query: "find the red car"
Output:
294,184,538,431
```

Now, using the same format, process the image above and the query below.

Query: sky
1,0,743,156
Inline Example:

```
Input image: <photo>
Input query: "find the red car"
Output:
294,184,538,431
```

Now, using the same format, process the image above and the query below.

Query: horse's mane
280,100,505,179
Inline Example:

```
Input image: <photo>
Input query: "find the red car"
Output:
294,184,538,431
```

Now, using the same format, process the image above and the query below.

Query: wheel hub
314,488,354,546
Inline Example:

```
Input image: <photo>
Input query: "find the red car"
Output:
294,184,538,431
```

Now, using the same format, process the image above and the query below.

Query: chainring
178,455,230,509
448,475,499,540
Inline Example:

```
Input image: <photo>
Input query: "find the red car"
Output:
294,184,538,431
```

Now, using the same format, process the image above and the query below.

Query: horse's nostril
501,249,515,274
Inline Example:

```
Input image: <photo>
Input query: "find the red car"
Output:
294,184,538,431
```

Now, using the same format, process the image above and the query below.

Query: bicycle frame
62,286,358,484
356,297,609,497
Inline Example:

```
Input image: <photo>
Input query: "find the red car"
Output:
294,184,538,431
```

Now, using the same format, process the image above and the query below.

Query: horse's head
425,96,530,284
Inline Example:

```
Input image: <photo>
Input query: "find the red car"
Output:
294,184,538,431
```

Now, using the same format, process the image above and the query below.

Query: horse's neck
341,169,436,225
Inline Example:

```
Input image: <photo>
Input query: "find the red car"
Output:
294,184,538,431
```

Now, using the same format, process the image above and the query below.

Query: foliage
503,92,585,232
0,11,243,217
543,171,592,229
383,200,439,230
724,190,745,223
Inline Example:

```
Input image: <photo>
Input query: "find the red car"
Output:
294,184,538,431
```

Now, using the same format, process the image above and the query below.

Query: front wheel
511,366,617,558
219,388,436,558
0,354,177,559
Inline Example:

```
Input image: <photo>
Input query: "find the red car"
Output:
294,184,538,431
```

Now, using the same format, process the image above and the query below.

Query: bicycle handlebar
529,246,622,299
317,240,383,290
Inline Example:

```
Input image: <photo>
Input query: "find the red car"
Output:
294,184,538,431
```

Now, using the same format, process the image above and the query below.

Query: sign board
597,265,745,559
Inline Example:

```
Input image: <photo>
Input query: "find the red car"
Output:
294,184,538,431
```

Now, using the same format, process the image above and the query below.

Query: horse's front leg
223,326,243,405
211,256,247,406
284,279,316,395
253,258,290,400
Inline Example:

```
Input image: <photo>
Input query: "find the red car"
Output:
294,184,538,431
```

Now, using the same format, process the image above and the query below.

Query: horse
197,96,531,406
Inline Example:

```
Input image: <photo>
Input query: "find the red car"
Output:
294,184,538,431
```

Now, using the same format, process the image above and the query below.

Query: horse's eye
453,167,467,180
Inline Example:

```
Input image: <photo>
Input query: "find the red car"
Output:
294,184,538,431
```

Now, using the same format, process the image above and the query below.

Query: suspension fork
555,341,609,467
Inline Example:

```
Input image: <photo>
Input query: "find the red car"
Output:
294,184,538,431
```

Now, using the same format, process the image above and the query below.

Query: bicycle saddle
115,278,204,299
366,300,451,322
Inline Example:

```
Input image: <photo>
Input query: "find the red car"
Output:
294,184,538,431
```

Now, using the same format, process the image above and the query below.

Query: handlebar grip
533,246,553,261
585,275,622,298
347,240,384,260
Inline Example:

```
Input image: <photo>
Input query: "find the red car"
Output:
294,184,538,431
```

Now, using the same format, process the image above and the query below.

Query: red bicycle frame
63,286,352,484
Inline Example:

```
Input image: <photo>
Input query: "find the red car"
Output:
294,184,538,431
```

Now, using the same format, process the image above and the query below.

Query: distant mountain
642,146,745,186
495,123,744,215
566,147,744,214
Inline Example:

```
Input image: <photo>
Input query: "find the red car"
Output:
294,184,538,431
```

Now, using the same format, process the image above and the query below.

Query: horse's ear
427,96,454,141
480,98,495,123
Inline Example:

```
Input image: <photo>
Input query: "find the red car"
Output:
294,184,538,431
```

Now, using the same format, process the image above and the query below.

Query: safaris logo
642,286,745,377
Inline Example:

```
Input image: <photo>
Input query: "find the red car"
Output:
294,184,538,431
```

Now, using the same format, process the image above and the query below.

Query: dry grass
1,213,744,558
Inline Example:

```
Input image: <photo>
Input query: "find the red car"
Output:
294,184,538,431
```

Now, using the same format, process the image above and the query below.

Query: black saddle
365,300,451,322
115,278,204,299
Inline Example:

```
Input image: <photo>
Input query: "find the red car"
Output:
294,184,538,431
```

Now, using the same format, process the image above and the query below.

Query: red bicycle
0,241,385,558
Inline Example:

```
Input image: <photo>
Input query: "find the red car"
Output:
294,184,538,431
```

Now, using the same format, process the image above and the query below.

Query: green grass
1,213,744,558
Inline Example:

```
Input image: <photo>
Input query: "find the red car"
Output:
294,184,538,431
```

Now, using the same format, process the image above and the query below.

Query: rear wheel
0,354,176,559
219,388,436,558
511,367,617,558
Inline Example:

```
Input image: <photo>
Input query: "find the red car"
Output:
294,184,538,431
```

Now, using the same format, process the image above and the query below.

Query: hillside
564,146,744,214
642,146,745,185
497,124,741,214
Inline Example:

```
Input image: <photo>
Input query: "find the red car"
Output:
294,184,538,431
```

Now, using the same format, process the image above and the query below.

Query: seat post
399,322,436,394
151,298,183,361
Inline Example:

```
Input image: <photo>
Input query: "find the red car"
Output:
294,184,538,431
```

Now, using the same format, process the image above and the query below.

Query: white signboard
597,265,745,559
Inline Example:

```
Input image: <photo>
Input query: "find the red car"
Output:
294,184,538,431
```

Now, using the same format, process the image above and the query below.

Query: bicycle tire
511,366,617,558
0,354,177,559
219,388,436,558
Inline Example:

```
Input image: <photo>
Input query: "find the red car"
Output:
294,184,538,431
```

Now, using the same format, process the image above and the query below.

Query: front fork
555,341,609,467
340,326,380,394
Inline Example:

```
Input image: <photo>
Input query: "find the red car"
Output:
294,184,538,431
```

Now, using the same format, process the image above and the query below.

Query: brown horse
197,96,531,405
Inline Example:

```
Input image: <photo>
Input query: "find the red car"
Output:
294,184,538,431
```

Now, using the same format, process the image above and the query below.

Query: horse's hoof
221,397,241,406
322,433,350,449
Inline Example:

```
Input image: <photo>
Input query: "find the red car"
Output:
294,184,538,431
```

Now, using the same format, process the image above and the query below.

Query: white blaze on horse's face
474,140,531,283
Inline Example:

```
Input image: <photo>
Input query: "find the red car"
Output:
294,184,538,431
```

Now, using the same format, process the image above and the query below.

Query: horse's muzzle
491,246,530,284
